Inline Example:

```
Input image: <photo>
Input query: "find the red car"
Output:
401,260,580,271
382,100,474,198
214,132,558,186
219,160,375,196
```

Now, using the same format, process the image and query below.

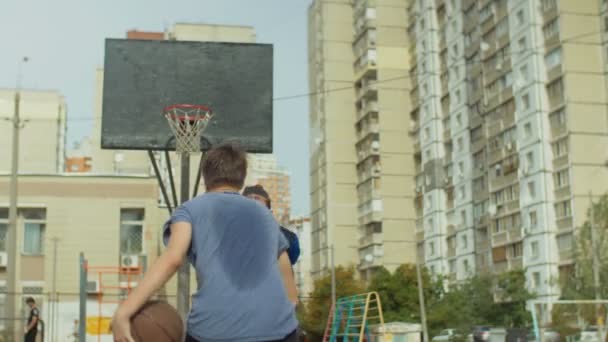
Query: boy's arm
112,221,192,341
279,251,298,304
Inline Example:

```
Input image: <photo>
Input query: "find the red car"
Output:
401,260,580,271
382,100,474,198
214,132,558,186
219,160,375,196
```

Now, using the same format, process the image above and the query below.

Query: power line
0,30,602,123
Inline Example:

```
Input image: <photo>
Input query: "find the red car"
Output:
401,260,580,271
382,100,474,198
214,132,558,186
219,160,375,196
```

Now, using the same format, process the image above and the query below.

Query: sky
0,0,311,216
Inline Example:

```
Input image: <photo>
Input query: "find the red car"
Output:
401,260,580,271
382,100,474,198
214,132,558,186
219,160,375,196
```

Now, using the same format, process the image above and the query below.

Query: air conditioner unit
416,185,423,193
120,255,139,269
119,281,138,289
0,252,7,268
444,177,450,184
86,280,100,294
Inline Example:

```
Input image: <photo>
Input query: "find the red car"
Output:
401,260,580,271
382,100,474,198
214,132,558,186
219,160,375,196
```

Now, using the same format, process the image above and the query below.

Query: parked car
472,326,490,342
578,326,601,342
432,329,463,342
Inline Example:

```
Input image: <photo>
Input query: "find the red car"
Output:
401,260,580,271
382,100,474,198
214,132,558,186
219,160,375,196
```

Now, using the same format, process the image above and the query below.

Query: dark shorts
186,329,298,342
24,330,37,342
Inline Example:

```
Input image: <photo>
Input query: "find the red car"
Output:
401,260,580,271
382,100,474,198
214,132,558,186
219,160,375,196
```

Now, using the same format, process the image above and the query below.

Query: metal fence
0,291,178,342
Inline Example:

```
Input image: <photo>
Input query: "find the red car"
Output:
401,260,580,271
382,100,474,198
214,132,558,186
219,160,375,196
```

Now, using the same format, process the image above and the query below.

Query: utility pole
416,262,429,342
330,245,336,306
6,56,28,342
589,191,604,341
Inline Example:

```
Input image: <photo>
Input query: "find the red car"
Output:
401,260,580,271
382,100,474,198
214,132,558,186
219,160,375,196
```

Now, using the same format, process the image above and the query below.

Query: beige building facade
308,0,417,281
0,89,67,174
410,0,608,302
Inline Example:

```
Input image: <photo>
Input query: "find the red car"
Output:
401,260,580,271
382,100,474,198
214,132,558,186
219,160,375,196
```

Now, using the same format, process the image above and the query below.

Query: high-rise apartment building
290,217,313,298
410,0,608,301
0,89,67,174
308,0,417,281
246,154,292,225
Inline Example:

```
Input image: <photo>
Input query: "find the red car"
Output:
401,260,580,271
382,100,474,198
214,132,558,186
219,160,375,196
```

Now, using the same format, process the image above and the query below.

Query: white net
163,105,213,153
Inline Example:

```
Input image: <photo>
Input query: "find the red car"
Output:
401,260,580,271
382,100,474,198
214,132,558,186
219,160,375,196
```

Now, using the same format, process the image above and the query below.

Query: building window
543,18,560,40
542,0,557,11
459,185,465,199
456,113,462,127
496,18,508,37
424,127,430,141
547,78,564,99
458,161,464,176
532,272,541,289
22,209,46,255
461,234,468,250
557,234,573,252
555,200,572,218
455,90,462,104
480,3,493,22
552,137,569,157
545,48,562,69
518,37,527,53
426,195,432,209
461,210,467,227
528,181,536,199
463,259,470,273
529,210,538,228
457,137,464,152
522,94,530,110
429,242,436,256
531,241,540,260
425,149,431,160
554,169,569,188
526,151,534,170
517,9,525,25
524,122,532,139
120,208,145,255
550,108,566,128
0,209,6,252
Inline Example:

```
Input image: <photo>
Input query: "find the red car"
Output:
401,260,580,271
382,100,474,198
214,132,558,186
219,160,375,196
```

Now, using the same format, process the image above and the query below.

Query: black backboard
101,38,273,152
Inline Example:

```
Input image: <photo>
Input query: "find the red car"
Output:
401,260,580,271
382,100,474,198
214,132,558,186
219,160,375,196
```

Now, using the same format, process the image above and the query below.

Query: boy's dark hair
25,297,35,305
243,185,272,209
202,143,248,190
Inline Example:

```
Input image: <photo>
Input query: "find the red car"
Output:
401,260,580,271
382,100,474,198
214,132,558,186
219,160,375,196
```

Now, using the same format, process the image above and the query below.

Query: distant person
243,185,301,265
24,297,39,342
111,143,298,342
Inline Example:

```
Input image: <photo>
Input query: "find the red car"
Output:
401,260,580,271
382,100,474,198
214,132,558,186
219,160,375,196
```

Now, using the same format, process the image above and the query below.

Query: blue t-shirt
163,192,298,341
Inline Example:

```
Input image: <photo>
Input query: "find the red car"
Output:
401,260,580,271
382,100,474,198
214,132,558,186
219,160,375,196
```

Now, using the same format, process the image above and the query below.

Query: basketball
130,301,183,342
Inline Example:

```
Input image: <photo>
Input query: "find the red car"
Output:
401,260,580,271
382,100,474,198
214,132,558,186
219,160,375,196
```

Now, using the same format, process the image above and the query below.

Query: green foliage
299,266,365,341
300,265,534,341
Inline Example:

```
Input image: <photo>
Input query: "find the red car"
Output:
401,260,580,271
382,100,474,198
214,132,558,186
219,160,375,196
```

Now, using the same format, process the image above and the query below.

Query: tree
555,193,608,333
368,265,441,323
300,266,365,341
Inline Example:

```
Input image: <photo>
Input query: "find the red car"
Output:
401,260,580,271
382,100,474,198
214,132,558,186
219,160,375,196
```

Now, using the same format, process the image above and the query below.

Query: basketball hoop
162,104,213,153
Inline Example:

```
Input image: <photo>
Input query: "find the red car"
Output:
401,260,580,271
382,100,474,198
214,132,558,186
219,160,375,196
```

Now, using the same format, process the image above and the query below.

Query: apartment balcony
492,228,523,247
494,261,508,274
471,138,485,153
476,239,490,251
357,100,379,121
550,120,567,138
356,80,378,102
509,257,523,270
554,185,571,201
543,4,559,25
354,51,377,80
443,128,451,141
553,154,569,170
447,224,455,237
548,92,565,112
358,199,383,225
447,247,456,258
444,152,452,165
354,29,378,54
358,245,384,270
354,11,377,39
416,230,424,243
559,249,574,264
556,216,574,232
547,65,563,83
359,232,383,247
490,171,518,192
357,122,380,143
474,215,489,228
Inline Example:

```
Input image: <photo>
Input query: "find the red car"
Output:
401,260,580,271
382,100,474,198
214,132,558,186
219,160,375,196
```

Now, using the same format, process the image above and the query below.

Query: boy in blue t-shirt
112,144,298,342
243,185,300,265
